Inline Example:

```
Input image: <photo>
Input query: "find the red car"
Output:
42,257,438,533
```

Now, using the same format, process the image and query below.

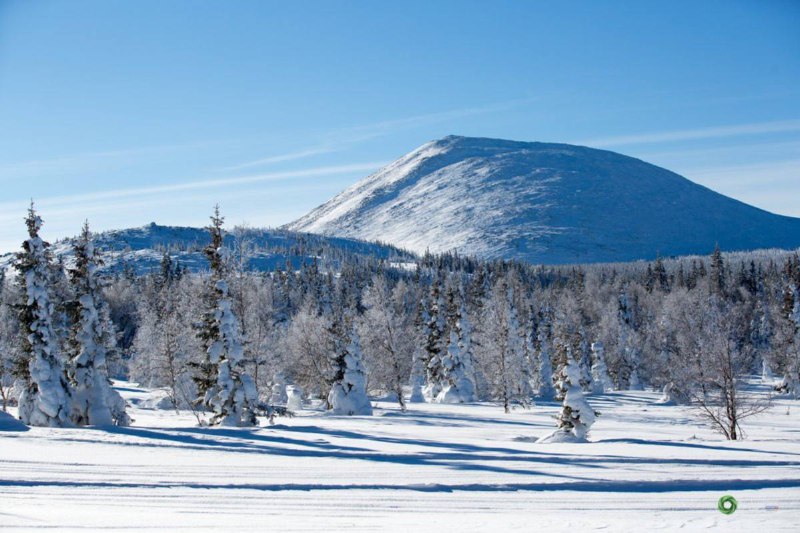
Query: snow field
1,383,799,531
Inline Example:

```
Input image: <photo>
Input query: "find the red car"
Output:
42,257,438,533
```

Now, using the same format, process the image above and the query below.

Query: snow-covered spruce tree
709,243,726,296
66,222,129,426
193,206,258,426
435,286,476,403
540,352,598,443
327,313,372,415
48,255,73,358
13,204,73,427
590,341,612,395
420,278,447,401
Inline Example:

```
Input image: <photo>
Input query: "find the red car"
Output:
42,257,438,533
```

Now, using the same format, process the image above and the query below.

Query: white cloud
577,119,800,148
0,139,236,179
328,97,538,144
678,159,800,217
0,161,386,214
217,96,539,172
220,146,339,171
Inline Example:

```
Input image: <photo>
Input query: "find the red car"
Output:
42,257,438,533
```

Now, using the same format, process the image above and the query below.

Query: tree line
1,205,798,439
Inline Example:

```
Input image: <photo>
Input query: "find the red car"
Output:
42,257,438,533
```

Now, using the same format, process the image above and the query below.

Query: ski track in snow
1,383,799,531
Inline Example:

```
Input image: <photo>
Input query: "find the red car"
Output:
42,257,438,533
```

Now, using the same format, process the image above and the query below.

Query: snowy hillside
0,223,413,275
286,136,800,264
1,381,798,531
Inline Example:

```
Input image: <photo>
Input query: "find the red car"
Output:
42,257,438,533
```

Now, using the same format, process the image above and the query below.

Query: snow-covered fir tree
420,278,447,401
205,278,259,426
590,341,611,394
327,313,372,415
540,352,598,442
435,286,476,403
709,243,726,296
13,204,73,427
193,207,258,426
66,222,129,426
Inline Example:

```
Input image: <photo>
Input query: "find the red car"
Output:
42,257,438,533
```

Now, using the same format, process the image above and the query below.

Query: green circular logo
718,495,737,515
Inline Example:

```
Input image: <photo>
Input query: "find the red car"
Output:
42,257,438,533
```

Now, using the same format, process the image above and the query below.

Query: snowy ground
2,383,799,532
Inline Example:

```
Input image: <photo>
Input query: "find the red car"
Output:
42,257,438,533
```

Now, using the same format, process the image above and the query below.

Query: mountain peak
285,137,800,264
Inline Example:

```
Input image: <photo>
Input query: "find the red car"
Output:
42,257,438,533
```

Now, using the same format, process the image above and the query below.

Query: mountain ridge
0,223,414,275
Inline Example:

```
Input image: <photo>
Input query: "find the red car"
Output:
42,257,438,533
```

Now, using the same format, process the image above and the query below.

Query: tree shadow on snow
2,477,799,494
65,424,800,478
596,437,800,457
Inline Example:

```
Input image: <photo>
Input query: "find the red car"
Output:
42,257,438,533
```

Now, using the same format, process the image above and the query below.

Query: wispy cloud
635,139,800,163
682,158,800,188
0,161,386,215
577,119,800,148
677,158,800,217
220,146,339,172
0,96,537,180
0,139,236,179
218,96,539,172
329,97,538,144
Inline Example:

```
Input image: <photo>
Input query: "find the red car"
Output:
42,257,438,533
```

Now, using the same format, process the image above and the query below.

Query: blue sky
0,0,798,252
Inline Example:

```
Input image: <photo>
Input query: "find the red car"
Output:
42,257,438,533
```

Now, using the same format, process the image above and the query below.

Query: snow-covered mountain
0,223,412,275
286,135,800,264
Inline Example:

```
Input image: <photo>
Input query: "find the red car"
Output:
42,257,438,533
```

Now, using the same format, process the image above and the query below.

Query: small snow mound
0,411,29,432
138,390,190,410
656,383,677,405
537,429,588,444
435,385,469,404
328,383,373,416
286,385,303,411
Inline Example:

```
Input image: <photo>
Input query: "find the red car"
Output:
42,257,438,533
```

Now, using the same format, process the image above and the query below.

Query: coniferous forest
2,206,798,442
